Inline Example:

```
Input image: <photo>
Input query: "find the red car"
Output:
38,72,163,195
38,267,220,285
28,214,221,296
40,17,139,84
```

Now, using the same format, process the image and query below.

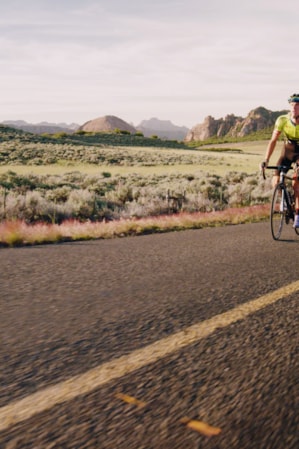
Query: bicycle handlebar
265,165,287,170
261,165,292,180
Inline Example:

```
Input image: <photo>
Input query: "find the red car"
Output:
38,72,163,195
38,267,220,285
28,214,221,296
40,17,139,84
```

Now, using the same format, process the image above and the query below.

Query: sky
0,0,298,128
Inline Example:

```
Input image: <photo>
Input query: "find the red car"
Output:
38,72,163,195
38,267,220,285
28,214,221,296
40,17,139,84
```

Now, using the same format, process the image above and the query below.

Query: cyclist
261,93,299,228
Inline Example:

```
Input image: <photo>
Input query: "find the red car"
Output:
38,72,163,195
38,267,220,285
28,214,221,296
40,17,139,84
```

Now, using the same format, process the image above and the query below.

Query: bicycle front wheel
270,184,285,240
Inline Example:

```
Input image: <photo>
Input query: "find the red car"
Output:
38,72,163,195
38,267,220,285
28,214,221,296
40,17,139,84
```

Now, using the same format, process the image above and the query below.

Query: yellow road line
115,393,147,408
1,280,298,432
180,416,222,436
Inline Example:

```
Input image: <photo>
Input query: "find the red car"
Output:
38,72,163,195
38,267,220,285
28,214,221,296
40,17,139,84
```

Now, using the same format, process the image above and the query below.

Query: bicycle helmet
288,93,299,103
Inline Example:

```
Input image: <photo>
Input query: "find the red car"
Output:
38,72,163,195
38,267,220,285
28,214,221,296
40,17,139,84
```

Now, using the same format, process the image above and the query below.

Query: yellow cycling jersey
275,114,299,142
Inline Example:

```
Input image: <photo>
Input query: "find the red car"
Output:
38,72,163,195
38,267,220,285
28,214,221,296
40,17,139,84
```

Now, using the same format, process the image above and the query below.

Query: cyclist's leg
292,160,299,206
273,142,293,187
291,150,299,227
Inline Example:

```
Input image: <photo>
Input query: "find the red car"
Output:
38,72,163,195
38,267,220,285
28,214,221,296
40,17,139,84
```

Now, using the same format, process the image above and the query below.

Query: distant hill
1,107,290,142
185,107,288,142
79,115,136,133
0,124,28,138
1,120,79,135
0,123,68,141
0,124,52,144
0,124,189,153
136,118,189,140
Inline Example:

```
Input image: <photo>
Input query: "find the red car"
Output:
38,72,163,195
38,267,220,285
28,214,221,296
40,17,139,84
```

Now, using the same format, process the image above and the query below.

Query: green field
0,140,282,177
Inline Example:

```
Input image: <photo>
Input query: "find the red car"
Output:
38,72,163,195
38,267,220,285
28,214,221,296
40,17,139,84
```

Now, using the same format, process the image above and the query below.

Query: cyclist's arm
264,129,281,164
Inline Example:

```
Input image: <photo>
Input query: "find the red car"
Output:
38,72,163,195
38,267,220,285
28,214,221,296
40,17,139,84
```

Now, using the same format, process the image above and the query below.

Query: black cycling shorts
276,141,299,173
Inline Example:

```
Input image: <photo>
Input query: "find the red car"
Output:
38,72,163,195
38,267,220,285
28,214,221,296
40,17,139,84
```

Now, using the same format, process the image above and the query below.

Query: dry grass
0,205,269,247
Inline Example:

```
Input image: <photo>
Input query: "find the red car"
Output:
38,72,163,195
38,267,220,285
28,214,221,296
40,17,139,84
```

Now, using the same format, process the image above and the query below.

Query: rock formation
137,117,189,140
185,107,288,142
79,115,136,133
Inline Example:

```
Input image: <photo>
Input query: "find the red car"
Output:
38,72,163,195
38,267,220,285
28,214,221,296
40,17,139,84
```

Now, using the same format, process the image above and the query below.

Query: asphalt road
0,222,298,449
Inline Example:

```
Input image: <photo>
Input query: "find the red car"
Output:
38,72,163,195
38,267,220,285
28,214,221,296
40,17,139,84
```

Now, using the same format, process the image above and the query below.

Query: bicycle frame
278,171,293,213
262,165,299,240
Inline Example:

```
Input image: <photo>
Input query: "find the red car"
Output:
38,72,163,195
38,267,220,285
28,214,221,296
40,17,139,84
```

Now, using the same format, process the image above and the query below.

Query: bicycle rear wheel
270,184,285,240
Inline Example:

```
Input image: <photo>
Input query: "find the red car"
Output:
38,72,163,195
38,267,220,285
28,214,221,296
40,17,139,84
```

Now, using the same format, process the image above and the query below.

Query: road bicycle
262,164,299,240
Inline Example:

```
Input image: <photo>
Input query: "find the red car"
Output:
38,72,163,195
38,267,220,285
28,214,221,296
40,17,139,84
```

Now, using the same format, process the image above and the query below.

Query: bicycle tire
270,184,285,240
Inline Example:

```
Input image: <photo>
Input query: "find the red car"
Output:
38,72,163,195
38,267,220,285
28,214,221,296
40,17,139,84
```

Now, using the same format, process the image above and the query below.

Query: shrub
0,164,273,223
45,186,72,203
66,190,96,220
53,132,68,139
